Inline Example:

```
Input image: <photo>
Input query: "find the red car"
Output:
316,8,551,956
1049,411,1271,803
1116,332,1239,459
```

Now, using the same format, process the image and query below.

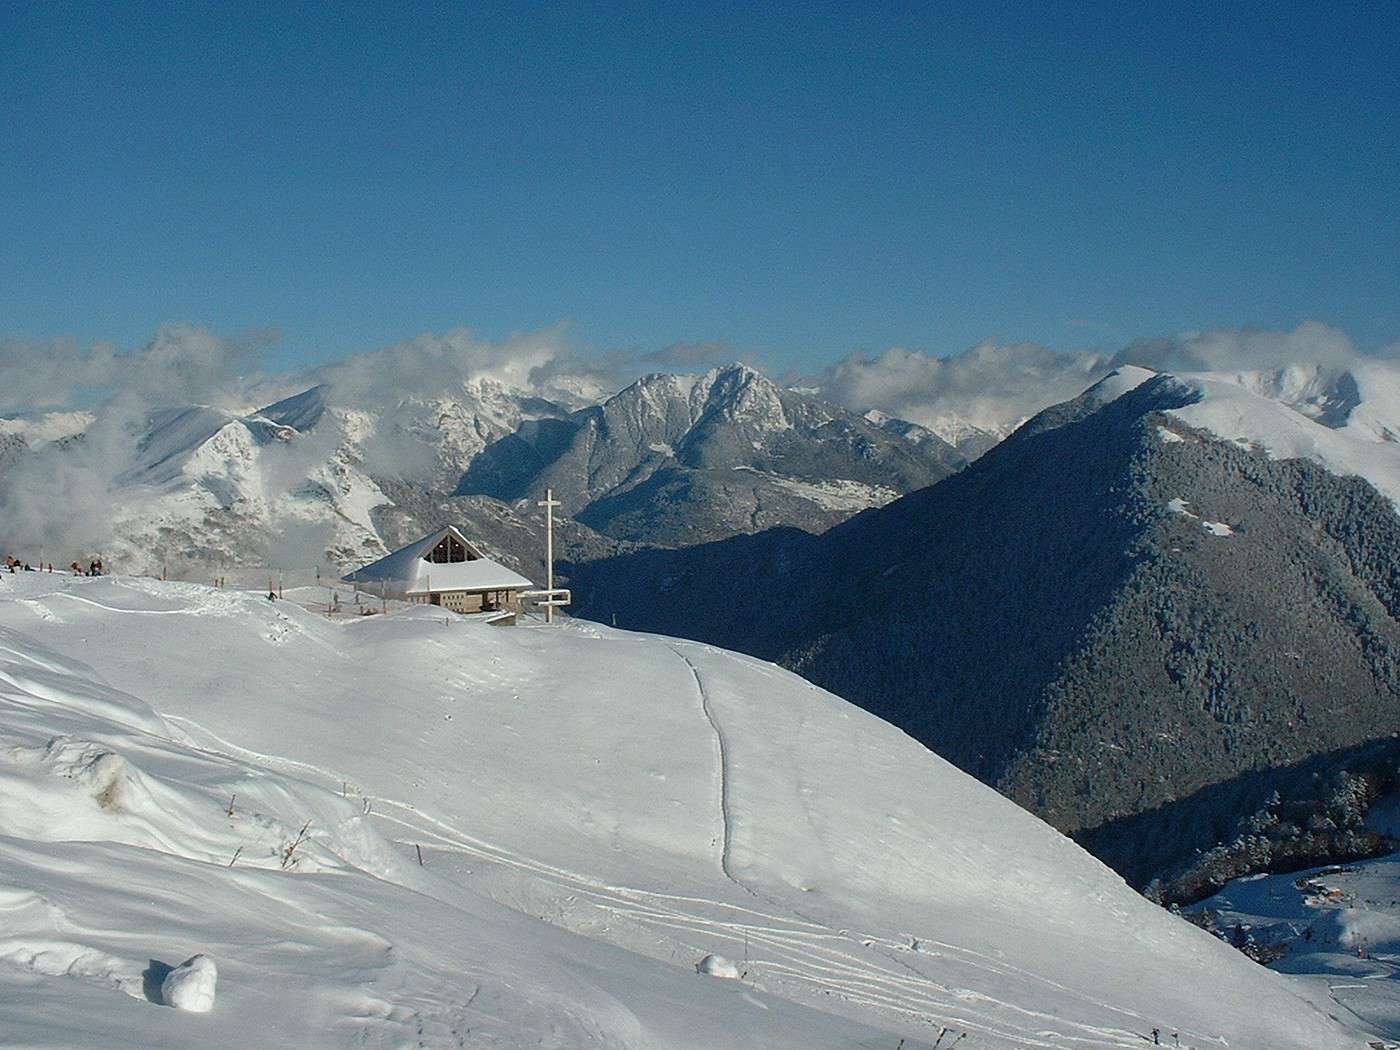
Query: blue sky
2,1,1397,376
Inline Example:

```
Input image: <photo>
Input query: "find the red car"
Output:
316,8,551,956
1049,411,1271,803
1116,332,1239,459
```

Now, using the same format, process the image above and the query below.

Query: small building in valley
343,525,533,614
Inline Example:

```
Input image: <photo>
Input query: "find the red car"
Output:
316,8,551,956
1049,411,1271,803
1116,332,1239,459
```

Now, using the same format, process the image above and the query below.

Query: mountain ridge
567,365,1400,887
457,363,965,545
0,362,957,576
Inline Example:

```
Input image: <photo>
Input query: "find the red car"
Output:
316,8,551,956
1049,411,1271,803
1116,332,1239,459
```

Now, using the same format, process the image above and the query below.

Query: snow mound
162,954,217,1012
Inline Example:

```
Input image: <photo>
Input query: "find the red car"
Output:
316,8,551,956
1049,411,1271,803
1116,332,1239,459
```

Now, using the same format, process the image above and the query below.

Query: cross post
538,488,562,624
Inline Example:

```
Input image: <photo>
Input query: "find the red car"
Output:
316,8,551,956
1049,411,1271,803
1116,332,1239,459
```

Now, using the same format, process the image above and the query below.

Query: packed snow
0,571,1369,1047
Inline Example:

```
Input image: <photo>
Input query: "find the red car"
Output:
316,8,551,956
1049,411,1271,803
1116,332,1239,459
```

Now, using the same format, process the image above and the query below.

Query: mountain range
0,363,956,581
8,341,1400,901
457,364,964,545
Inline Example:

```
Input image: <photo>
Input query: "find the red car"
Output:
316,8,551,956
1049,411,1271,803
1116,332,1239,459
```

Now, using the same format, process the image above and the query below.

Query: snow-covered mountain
458,364,965,545
0,363,958,576
569,360,1400,893
863,408,1007,460
0,571,1363,1047
0,409,94,446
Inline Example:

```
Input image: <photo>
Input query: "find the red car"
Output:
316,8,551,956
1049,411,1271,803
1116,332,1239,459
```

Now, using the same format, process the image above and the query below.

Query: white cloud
312,325,570,404
640,340,734,369
1111,321,1356,373
816,341,1110,433
816,322,1378,435
0,324,267,416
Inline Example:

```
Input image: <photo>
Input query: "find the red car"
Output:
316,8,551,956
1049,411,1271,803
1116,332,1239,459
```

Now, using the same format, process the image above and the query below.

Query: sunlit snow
0,572,1361,1047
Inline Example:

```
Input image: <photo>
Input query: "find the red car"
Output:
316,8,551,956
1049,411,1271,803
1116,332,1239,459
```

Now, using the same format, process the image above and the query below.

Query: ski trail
41,592,192,615
668,643,742,890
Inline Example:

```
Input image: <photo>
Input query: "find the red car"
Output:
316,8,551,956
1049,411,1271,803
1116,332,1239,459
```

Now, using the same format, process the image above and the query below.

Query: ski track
666,644,740,890
42,592,194,615
159,709,1187,1050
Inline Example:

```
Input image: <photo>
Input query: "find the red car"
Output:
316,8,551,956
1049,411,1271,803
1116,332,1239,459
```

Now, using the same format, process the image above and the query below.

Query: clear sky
3,1,1397,375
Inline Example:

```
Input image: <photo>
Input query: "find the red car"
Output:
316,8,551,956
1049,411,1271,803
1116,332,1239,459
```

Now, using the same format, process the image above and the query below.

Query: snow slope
1090,362,1400,507
0,572,1366,1047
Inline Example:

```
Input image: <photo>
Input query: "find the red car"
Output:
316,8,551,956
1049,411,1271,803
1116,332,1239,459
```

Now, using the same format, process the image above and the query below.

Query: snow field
1194,850,1400,1041
0,572,1365,1047
1093,363,1400,509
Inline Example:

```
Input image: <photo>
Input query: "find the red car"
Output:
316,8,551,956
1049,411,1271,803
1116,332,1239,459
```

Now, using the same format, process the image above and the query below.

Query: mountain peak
255,384,328,432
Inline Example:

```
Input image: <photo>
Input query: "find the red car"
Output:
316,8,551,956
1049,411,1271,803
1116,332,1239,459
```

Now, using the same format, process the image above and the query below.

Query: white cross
537,488,563,624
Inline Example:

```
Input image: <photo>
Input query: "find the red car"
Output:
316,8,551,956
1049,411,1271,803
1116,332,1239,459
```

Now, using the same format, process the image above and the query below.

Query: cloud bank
813,322,1376,435
816,342,1110,434
0,324,267,416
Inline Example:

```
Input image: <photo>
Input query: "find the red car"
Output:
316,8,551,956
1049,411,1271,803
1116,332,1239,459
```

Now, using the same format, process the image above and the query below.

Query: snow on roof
343,525,533,594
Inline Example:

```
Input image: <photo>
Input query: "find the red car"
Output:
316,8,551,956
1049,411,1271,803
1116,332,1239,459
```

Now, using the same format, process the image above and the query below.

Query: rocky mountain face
0,364,950,582
457,364,965,545
567,367,1400,891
